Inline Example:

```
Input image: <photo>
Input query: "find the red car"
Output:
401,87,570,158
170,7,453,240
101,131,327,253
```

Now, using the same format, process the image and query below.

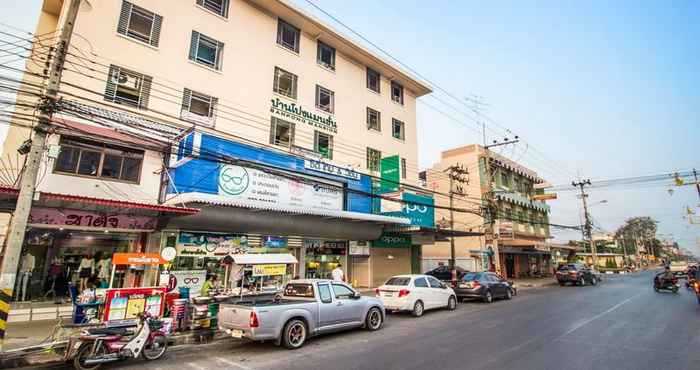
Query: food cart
221,253,298,296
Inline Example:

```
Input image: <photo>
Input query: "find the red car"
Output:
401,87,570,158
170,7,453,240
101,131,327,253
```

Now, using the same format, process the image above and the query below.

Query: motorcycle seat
86,327,129,336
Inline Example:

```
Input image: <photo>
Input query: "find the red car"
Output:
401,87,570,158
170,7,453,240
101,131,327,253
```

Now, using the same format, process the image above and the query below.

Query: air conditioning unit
112,71,140,90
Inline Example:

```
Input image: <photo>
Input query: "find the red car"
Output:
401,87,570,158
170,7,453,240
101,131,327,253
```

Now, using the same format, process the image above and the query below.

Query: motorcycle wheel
143,335,168,361
672,286,679,294
73,342,107,370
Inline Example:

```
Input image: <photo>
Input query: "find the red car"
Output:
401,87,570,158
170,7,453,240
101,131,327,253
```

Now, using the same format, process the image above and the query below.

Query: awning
227,253,298,265
52,118,170,150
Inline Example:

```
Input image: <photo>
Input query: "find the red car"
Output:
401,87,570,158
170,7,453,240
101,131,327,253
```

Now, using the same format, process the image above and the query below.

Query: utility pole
694,169,700,200
0,0,81,347
572,179,597,268
444,164,469,281
482,122,518,275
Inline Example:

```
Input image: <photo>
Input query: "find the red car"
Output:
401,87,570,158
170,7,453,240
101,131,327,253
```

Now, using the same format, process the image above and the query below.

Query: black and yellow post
0,288,10,343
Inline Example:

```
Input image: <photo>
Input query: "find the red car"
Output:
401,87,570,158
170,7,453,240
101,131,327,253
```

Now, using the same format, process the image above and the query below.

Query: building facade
423,144,554,279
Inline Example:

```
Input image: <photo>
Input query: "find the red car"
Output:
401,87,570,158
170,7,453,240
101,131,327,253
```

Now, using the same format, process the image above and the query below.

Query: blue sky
3,1,699,253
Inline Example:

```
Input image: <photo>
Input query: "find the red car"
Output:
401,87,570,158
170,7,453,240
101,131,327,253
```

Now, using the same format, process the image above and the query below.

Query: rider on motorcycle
657,266,675,286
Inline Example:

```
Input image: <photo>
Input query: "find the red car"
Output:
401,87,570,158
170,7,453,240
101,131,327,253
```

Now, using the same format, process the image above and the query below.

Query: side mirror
352,291,362,299
440,283,448,289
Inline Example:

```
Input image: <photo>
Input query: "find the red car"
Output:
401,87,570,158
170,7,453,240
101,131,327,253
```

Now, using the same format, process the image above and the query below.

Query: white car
375,274,457,317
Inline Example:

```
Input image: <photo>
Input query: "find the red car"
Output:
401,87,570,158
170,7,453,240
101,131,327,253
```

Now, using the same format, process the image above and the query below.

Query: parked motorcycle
653,275,679,294
66,312,168,370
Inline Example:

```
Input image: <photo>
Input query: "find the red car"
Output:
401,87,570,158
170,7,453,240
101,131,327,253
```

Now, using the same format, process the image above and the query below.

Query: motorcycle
653,275,679,294
66,312,168,370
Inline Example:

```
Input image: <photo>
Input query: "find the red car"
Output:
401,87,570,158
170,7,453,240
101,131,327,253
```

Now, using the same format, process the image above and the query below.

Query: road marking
557,292,643,338
187,362,208,370
216,356,254,370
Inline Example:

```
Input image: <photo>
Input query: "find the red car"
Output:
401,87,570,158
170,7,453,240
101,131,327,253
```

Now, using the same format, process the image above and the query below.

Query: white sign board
304,159,361,181
218,164,343,212
168,270,207,294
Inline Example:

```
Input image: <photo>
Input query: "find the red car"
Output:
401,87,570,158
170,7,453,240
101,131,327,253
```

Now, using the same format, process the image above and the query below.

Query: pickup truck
669,261,689,277
218,279,385,349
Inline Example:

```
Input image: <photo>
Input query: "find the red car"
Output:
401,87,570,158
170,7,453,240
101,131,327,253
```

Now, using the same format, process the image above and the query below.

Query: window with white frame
277,19,300,53
181,88,217,126
104,65,152,109
314,131,333,159
273,67,297,99
270,117,294,148
54,137,144,184
317,41,335,70
189,31,224,70
392,118,405,140
366,108,380,131
117,1,162,47
196,0,229,18
315,85,334,113
391,81,404,105
367,67,380,93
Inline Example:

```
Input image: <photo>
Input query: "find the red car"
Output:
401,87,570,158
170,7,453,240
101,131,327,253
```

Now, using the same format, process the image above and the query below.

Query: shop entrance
304,240,348,280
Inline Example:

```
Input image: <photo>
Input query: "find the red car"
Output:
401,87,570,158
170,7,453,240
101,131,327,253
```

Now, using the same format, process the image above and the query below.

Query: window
314,131,333,159
385,277,410,286
189,31,224,70
427,277,443,289
117,1,162,47
367,147,381,171
273,67,297,99
391,81,404,104
270,117,294,148
318,284,332,303
332,284,354,299
413,278,428,288
196,0,229,18
392,118,405,140
284,283,314,298
367,67,380,93
317,41,335,70
104,65,152,109
277,19,300,53
500,172,510,188
54,137,144,183
181,88,217,126
366,108,380,131
401,158,407,179
315,85,334,113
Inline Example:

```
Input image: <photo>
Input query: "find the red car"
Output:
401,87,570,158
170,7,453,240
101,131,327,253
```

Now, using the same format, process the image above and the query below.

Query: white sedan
375,274,457,317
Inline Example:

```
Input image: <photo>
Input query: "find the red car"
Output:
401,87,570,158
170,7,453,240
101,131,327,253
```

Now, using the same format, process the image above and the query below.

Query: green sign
380,155,400,193
373,232,412,248
270,98,337,133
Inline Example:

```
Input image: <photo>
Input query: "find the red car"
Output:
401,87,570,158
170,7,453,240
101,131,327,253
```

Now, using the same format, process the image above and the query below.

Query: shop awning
52,118,169,150
229,253,298,265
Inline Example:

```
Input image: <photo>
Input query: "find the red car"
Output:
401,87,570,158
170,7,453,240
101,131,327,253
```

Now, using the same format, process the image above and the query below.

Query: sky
2,0,699,253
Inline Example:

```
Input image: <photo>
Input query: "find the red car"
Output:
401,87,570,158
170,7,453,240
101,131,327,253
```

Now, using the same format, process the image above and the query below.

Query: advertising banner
104,287,166,322
177,232,249,257
166,270,207,294
252,264,287,277
380,155,400,193
373,233,412,248
381,193,435,228
218,164,343,212
28,207,157,231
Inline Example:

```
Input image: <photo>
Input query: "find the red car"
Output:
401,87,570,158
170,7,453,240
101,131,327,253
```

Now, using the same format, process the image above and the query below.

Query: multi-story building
0,0,433,306
423,144,555,279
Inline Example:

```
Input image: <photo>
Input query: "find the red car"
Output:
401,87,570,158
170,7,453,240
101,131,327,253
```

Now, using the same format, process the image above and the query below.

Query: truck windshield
284,283,315,298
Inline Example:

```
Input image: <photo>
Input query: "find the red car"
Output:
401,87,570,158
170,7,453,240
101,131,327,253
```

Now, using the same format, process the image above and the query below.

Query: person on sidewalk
332,264,345,282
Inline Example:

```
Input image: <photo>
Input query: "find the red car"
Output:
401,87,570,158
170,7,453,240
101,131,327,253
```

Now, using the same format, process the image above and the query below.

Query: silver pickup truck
218,279,385,349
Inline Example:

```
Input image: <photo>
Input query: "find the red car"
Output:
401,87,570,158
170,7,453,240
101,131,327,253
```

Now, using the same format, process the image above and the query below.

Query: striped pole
0,288,10,341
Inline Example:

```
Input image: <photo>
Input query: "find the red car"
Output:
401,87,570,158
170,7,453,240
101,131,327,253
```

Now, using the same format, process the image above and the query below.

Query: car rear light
375,288,380,296
249,311,259,328
398,289,410,298
472,281,481,289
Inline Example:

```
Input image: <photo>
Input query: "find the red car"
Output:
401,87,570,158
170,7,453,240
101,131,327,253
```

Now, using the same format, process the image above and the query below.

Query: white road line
216,356,254,370
557,292,643,339
187,362,208,370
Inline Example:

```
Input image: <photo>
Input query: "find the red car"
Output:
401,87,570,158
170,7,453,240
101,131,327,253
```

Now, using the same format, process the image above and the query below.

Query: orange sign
112,253,166,265
532,193,557,201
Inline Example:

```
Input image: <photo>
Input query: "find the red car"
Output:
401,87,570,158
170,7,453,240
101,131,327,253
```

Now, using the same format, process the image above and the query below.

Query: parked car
425,265,468,282
218,279,384,349
555,263,600,286
376,275,457,317
453,272,513,303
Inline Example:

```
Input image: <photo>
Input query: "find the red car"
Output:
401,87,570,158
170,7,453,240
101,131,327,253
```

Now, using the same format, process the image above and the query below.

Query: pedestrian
331,263,345,282
201,274,217,296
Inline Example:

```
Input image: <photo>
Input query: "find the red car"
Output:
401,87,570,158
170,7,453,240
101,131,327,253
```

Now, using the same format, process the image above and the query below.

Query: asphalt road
43,271,700,370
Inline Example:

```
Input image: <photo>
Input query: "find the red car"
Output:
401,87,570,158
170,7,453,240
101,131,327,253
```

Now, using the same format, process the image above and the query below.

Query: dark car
556,263,599,286
425,265,468,282
453,272,513,303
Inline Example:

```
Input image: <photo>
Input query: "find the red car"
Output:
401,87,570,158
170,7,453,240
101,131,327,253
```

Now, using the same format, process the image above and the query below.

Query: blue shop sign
382,193,435,228
262,236,287,248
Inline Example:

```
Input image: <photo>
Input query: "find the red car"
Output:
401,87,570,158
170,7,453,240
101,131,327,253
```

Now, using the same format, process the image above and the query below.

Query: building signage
28,208,157,231
373,233,412,248
304,159,361,181
218,164,343,212
252,264,287,277
381,193,435,228
262,236,287,248
349,241,370,256
112,253,166,265
270,98,338,133
166,270,207,294
380,155,400,193
177,232,249,257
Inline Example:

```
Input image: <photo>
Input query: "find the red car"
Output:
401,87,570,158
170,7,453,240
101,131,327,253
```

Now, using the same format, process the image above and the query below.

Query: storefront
499,246,552,279
303,239,348,280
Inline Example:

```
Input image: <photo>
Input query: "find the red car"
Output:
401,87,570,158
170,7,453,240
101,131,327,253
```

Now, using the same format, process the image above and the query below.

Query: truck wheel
447,296,457,310
365,308,383,331
282,319,307,349
412,300,424,317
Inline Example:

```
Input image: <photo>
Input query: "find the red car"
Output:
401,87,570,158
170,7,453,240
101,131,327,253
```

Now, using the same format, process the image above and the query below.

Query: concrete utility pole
444,164,469,280
572,179,597,268
0,0,81,347
694,169,700,200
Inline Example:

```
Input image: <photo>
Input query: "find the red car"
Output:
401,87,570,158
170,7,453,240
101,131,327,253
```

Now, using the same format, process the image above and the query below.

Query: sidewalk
510,277,557,290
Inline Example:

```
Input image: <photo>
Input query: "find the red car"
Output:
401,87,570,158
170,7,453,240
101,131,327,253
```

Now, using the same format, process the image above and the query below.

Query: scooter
66,312,168,370
653,275,679,294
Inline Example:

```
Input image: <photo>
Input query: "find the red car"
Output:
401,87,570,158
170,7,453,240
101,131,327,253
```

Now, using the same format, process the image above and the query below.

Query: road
43,271,700,370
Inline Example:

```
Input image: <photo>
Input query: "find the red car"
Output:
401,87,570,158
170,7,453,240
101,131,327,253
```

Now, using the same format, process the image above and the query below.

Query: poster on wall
166,270,207,294
218,164,343,213
177,232,249,257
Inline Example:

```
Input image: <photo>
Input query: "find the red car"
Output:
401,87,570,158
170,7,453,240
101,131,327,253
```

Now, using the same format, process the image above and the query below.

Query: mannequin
78,253,95,291
17,251,35,301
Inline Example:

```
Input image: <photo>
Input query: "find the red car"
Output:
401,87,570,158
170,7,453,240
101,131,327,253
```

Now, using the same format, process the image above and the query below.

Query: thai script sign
270,97,338,133
28,208,156,230
252,264,287,277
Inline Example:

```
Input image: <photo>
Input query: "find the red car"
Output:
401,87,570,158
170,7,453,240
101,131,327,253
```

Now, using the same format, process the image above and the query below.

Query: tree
614,216,658,256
